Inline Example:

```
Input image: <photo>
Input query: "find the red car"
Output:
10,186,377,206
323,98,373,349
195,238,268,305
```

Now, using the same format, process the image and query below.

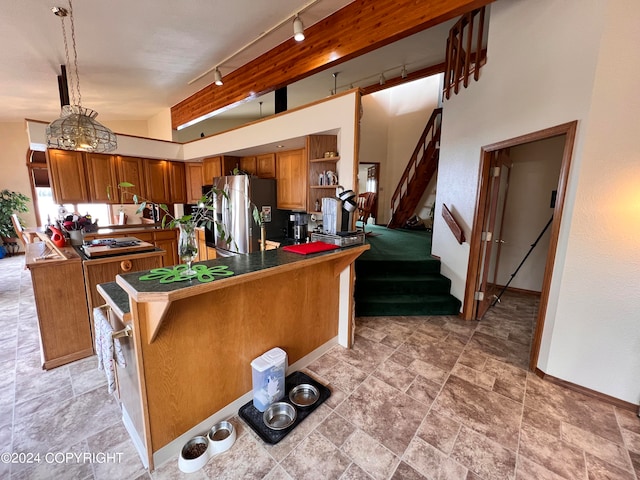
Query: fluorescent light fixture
293,15,305,41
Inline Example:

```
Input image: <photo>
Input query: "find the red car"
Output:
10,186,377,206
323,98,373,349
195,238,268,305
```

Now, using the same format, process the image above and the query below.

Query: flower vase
178,223,198,275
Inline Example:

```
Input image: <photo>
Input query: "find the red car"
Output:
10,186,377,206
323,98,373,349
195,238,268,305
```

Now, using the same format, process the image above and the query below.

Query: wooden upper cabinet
186,163,205,204
85,153,118,204
240,156,257,175
202,156,222,184
168,161,187,204
222,156,240,176
276,149,307,210
144,159,170,204
257,153,276,179
46,149,89,203
115,156,146,203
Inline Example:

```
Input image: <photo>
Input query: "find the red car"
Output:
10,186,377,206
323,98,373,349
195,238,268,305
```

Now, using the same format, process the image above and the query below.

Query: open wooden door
475,150,512,318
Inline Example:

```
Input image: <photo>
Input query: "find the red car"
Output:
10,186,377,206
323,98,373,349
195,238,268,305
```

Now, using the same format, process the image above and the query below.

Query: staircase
354,226,461,317
387,108,442,229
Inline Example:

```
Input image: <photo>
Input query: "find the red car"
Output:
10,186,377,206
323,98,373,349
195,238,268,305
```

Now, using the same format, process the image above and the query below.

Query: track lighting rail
188,0,320,85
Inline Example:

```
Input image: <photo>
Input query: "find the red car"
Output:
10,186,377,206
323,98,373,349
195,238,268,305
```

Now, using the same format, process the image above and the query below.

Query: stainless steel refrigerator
211,175,285,255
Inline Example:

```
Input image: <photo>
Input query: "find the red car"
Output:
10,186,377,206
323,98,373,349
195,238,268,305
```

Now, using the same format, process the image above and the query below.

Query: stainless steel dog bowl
263,402,296,430
288,383,319,407
208,420,236,455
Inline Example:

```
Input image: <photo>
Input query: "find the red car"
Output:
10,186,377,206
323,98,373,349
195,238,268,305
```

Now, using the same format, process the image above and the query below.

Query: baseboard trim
535,368,637,412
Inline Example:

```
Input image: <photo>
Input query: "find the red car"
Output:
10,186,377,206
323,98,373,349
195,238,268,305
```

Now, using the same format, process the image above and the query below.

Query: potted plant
0,189,30,249
117,182,263,275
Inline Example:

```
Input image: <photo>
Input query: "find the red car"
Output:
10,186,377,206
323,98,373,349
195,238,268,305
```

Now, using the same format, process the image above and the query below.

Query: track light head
401,66,408,79
293,15,305,42
214,68,223,86
379,73,386,85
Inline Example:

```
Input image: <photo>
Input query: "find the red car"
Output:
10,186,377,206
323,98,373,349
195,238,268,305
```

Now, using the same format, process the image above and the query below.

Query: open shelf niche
307,134,339,215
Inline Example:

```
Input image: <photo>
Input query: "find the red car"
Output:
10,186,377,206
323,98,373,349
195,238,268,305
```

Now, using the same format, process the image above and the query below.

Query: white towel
93,307,126,394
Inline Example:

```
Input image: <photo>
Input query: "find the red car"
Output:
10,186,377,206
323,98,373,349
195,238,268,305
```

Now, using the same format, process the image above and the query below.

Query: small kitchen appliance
292,213,309,242
322,190,358,234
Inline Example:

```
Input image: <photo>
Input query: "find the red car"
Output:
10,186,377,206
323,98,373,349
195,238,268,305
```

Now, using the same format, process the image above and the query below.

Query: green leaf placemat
139,264,234,284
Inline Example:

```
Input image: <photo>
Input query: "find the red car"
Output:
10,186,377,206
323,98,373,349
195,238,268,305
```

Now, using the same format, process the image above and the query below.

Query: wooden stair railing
443,6,486,99
387,107,442,229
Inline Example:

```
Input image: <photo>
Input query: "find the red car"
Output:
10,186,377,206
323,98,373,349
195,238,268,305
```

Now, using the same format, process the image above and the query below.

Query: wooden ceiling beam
171,0,493,130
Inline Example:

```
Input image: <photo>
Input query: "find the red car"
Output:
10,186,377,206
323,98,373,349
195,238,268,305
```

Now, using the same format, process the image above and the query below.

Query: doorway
358,162,380,223
463,121,577,370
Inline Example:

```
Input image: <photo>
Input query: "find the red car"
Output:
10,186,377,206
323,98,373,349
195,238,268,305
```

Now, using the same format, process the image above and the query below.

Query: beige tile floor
1,253,639,479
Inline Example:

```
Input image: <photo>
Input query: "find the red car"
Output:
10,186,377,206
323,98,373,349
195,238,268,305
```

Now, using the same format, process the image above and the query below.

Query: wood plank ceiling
170,0,493,130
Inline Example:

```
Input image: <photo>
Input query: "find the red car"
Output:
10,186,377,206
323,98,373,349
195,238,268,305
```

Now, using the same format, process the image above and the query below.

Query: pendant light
293,15,305,42
46,0,117,153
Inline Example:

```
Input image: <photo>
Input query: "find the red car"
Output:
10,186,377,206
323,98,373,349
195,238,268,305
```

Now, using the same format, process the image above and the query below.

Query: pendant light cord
60,0,81,107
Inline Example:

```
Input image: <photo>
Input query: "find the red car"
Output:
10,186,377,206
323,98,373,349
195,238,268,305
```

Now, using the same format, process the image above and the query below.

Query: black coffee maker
287,213,309,242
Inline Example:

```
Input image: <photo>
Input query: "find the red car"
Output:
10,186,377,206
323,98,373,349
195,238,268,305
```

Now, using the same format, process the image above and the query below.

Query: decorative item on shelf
326,171,338,185
46,1,117,153
323,151,337,158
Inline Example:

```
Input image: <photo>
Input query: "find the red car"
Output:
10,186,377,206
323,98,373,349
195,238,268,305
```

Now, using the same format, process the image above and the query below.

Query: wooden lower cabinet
25,244,93,369
195,227,217,261
83,250,164,336
153,229,178,266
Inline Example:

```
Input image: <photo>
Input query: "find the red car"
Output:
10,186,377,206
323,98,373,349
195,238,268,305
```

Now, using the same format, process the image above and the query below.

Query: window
35,187,109,227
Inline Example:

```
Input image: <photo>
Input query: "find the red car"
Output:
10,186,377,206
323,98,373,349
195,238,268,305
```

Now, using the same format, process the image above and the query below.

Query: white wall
495,137,564,292
148,109,173,141
435,0,640,403
182,92,359,194
360,76,441,224
102,120,149,138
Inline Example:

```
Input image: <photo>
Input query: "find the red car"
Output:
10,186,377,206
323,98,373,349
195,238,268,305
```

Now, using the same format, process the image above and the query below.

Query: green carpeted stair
355,225,461,316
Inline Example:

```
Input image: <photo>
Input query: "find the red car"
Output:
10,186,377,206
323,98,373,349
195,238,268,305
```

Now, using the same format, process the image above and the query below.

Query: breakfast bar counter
104,244,368,470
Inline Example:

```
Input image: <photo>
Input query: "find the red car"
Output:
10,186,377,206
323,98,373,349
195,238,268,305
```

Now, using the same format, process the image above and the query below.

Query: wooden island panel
113,245,368,467
134,259,338,452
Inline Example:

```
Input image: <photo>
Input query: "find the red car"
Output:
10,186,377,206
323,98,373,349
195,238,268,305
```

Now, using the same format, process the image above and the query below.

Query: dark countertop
97,281,131,316
116,244,368,299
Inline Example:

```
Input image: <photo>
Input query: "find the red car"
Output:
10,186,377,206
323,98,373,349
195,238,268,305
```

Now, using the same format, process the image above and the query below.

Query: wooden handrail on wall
444,7,486,99
442,204,465,244
389,107,442,224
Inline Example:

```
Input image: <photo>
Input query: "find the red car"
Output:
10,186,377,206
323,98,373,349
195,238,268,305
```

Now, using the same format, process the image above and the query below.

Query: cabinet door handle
120,260,132,272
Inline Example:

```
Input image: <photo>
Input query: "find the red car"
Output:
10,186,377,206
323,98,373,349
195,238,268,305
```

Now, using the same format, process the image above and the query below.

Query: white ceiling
0,0,454,127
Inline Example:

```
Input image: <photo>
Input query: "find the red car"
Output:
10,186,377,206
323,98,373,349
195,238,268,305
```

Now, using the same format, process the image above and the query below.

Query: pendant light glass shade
46,0,117,153
47,105,117,153
293,15,305,42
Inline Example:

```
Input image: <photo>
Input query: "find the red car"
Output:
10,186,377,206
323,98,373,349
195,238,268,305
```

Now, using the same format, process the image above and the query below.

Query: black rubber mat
238,371,331,444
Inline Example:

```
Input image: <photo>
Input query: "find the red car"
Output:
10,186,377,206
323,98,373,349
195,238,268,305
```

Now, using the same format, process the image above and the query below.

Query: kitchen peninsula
102,244,368,469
